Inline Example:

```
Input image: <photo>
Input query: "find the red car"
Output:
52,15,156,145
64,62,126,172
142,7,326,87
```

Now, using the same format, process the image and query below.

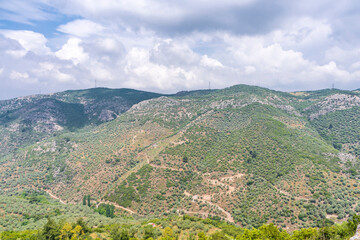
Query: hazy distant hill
1,85,360,230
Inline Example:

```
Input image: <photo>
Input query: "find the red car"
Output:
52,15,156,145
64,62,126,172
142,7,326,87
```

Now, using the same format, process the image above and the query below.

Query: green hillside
0,88,164,157
1,84,360,232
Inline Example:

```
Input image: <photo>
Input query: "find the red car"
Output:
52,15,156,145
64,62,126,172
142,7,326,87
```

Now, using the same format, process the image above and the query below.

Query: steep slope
2,85,360,230
294,89,360,176
0,88,164,157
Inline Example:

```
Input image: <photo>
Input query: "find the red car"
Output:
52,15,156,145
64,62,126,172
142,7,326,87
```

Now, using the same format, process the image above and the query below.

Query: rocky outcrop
305,94,360,120
209,94,301,116
350,225,360,240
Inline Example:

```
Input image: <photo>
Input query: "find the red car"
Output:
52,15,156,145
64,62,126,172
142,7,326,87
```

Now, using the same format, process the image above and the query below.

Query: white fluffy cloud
57,19,105,37
1,23,360,98
55,38,89,64
33,62,75,83
0,30,50,57
200,55,224,68
1,1,360,99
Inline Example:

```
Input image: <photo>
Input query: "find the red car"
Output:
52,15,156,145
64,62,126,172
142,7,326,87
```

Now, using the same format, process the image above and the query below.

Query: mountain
0,88,164,157
1,85,360,231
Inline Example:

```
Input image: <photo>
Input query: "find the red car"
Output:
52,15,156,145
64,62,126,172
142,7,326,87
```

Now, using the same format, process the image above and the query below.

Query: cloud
201,55,224,68
0,30,50,56
150,40,200,67
123,47,199,91
0,34,87,99
33,62,75,83
0,0,56,24
55,38,89,64
10,70,29,79
1,23,360,99
217,32,359,90
2,1,360,99
57,19,105,37
47,0,283,36
269,17,333,56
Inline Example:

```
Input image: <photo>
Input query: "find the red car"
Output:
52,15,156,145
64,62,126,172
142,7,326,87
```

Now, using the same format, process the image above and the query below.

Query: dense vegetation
311,107,360,158
1,213,360,239
0,88,164,157
1,85,360,232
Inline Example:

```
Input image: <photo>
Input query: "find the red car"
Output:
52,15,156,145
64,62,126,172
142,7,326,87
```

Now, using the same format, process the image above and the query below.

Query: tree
348,214,360,234
74,218,89,234
160,227,175,240
236,228,262,240
110,228,130,240
82,196,86,206
59,223,72,240
70,225,83,240
42,218,61,240
106,205,111,218
333,143,342,150
291,228,319,239
143,225,156,240
210,231,227,240
198,232,207,240
87,195,91,207
258,224,289,239
250,150,257,159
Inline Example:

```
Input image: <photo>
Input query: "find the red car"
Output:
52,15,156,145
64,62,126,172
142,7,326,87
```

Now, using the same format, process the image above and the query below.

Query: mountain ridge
1,84,360,230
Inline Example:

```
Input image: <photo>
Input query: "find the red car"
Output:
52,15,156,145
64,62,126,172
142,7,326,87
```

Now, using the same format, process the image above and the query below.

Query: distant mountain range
1,84,360,230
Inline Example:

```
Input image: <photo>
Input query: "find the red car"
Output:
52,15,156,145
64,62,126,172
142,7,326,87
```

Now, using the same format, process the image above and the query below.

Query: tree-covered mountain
1,85,360,231
0,88,164,157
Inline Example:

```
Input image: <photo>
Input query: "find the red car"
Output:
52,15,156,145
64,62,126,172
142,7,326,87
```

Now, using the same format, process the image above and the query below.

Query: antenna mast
95,79,97,88
209,81,211,90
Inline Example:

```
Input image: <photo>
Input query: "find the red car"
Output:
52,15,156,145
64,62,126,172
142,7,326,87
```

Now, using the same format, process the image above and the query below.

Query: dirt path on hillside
255,175,311,201
152,162,243,223
45,189,138,215
207,179,236,194
96,200,138,215
273,186,311,201
220,173,245,182
184,190,234,223
45,190,66,204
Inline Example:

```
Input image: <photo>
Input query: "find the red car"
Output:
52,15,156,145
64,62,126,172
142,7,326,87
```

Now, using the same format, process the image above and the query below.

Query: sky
0,0,360,99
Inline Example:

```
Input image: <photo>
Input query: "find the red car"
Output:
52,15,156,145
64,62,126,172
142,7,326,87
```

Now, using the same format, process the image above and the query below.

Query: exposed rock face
98,109,117,122
83,96,130,122
305,94,360,120
350,225,360,240
130,96,180,112
338,152,357,164
0,88,163,156
209,94,301,116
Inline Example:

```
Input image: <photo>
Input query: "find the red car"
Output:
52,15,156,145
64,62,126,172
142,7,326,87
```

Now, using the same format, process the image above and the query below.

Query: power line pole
95,79,97,88
209,81,211,90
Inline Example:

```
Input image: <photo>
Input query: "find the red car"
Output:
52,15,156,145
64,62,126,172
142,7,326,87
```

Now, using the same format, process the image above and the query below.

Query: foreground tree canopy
1,214,360,240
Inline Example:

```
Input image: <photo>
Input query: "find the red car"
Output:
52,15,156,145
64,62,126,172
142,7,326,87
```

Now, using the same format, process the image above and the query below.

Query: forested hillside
0,88,163,157
1,85,360,232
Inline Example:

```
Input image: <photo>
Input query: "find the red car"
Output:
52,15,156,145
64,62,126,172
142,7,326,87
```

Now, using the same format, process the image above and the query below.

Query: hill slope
0,88,164,157
1,85,360,230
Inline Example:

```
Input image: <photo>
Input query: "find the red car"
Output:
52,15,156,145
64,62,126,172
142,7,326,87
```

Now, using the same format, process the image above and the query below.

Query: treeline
1,214,360,239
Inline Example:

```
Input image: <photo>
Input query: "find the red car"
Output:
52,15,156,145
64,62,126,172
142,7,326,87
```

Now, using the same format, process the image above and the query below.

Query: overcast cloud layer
0,0,360,99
